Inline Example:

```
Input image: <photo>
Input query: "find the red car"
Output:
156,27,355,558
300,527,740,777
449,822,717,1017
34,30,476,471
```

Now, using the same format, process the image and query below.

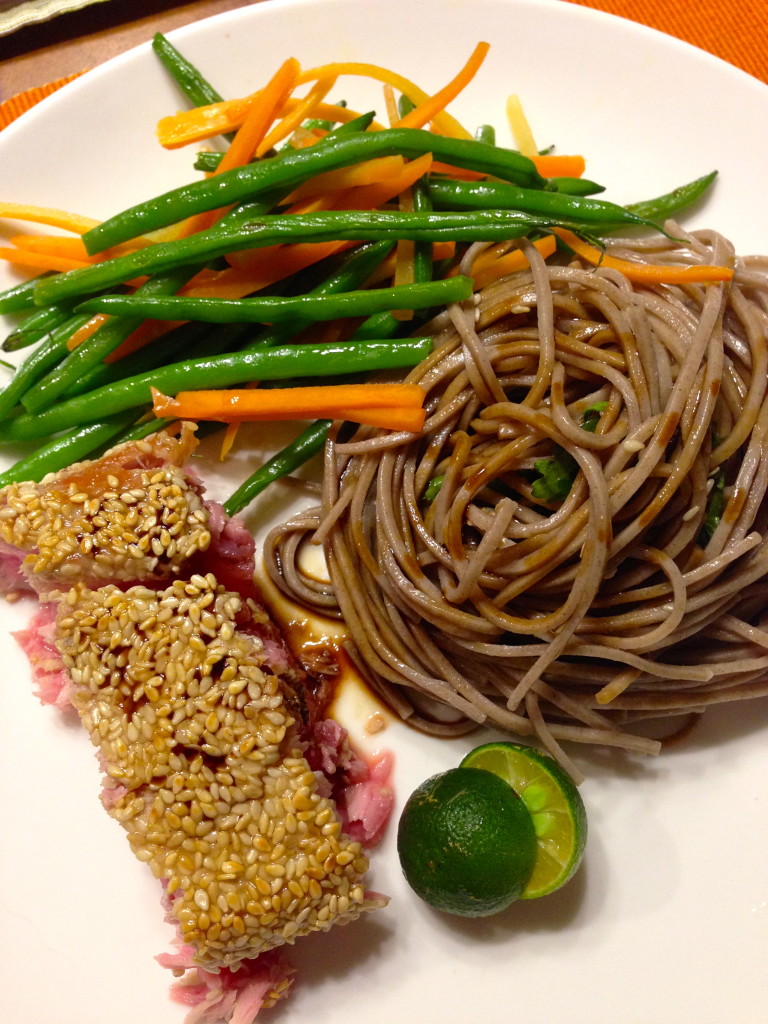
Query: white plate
1,1,767,1022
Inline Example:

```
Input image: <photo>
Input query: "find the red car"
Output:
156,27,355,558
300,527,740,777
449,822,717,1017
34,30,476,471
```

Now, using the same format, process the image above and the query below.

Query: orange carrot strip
553,228,734,284
66,313,111,351
281,156,406,203
256,76,337,157
429,161,487,180
0,202,99,234
396,42,490,131
184,240,353,299
531,154,586,178
0,246,91,273
337,405,426,431
208,406,426,432
294,59,478,138
220,57,301,169
180,58,302,238
9,233,98,262
219,420,242,460
158,95,255,148
8,232,151,263
470,235,557,288
157,97,381,150
152,383,425,421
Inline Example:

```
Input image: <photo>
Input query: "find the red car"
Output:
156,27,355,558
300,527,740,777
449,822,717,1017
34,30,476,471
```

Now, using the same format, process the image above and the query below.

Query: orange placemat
0,70,86,129
564,0,768,83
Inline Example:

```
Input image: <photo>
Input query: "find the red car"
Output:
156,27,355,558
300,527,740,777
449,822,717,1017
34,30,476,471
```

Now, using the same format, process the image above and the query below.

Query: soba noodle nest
265,225,768,777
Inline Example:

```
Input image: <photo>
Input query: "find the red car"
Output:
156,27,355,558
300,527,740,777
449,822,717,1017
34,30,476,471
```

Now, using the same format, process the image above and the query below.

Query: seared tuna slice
0,424,210,594
54,572,387,972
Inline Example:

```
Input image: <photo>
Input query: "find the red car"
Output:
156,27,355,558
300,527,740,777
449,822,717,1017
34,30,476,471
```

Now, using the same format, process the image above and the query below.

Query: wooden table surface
1,0,259,97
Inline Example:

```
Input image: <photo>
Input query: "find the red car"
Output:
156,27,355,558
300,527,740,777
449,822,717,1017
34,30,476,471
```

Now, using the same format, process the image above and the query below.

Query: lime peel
396,766,537,917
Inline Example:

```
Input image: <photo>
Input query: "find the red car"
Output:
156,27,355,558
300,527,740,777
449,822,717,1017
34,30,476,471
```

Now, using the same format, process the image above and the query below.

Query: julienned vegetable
0,413,138,488
0,36,725,514
35,211,558,306
80,126,548,254
425,177,658,229
0,337,432,442
223,419,331,517
151,382,427,432
76,276,474,323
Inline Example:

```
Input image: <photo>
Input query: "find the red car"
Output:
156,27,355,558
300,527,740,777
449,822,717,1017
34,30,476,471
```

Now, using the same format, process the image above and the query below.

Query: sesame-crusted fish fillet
54,573,387,971
0,424,211,594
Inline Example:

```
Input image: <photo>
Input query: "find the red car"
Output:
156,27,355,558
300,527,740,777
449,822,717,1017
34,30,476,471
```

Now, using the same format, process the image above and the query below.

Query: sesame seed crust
54,573,386,970
0,425,211,587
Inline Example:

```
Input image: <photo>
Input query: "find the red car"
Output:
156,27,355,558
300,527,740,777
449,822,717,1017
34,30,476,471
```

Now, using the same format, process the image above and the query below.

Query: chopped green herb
530,448,578,502
581,400,608,433
699,469,726,546
530,404,608,501
424,474,445,501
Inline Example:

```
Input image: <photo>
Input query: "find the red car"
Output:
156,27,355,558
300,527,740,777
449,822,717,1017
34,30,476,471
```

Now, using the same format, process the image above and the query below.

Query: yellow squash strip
256,75,338,158
0,202,99,234
506,94,538,157
294,51,484,138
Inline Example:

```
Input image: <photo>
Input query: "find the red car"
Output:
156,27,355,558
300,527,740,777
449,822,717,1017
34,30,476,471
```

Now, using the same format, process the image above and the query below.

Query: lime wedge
460,742,587,899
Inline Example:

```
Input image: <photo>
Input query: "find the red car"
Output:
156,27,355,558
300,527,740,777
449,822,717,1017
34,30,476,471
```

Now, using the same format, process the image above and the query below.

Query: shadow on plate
269,909,395,1006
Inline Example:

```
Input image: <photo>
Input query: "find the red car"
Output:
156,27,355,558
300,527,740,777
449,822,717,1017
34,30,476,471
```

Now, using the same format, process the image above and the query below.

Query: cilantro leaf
530,448,578,502
698,470,725,546
424,475,445,502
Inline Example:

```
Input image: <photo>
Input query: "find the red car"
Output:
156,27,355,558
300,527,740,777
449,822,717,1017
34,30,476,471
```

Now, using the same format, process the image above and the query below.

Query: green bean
76,276,473,325
0,412,139,488
411,176,435,285
426,178,657,229
23,266,198,413
105,415,177,447
624,170,718,225
194,150,228,174
551,177,606,196
69,319,247,396
0,275,48,315
151,33,226,106
474,124,496,146
0,337,432,442
3,303,74,352
37,209,560,307
224,419,331,516
0,313,91,420
237,239,395,353
81,128,547,255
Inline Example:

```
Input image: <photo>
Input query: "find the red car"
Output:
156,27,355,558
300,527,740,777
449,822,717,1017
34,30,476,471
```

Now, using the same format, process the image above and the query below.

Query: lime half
397,767,538,917
460,742,587,899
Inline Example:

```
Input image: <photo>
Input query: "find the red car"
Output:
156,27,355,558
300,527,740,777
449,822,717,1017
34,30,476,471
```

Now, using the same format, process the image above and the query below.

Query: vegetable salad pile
0,36,726,515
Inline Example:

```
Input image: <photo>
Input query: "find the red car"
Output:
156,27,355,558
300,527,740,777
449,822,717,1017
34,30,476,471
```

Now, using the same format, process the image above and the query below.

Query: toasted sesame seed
0,426,211,587
53,571,387,971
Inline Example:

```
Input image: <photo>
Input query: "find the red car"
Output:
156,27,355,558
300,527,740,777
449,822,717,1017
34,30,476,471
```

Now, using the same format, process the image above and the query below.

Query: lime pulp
460,741,587,899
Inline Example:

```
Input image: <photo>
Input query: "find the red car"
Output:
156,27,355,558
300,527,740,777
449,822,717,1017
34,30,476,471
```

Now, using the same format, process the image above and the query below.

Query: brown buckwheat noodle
265,225,768,778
